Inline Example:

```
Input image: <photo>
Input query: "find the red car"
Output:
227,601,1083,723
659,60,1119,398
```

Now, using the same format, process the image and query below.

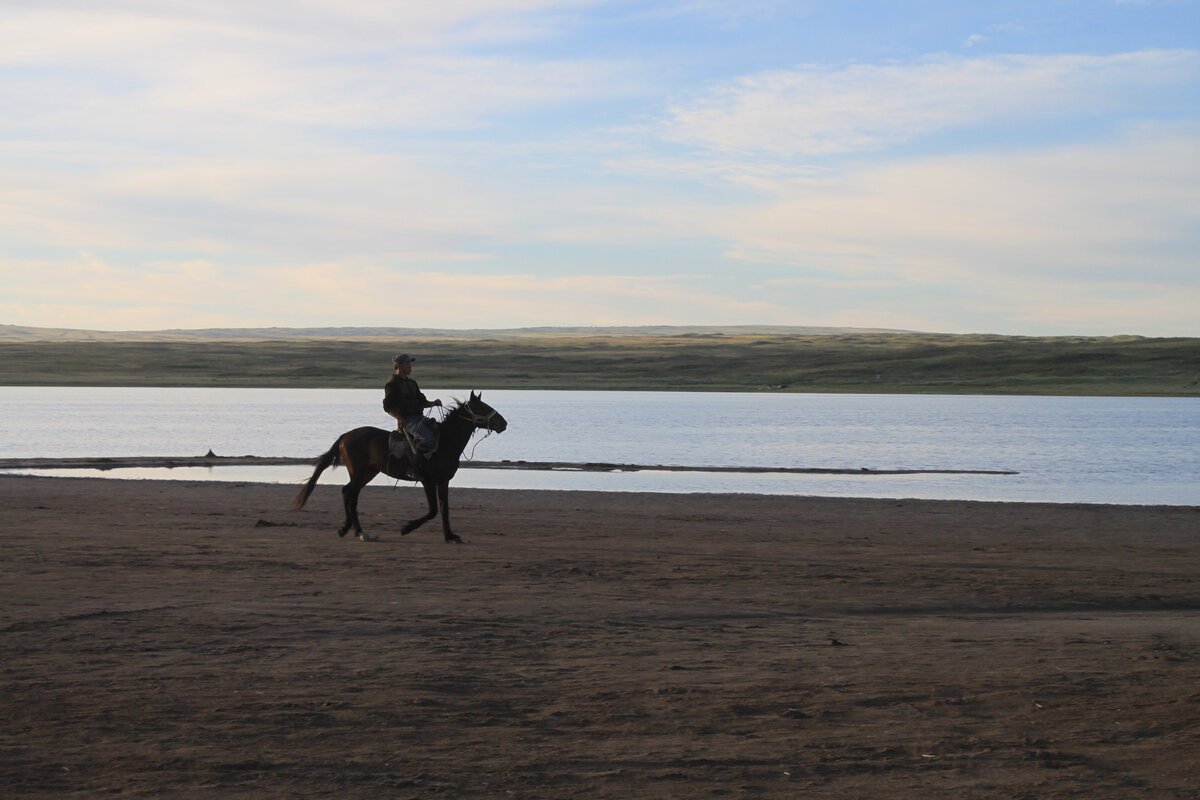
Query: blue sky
2,0,1198,335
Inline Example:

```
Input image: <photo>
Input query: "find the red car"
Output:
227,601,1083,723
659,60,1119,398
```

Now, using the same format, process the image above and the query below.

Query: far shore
2,330,1197,395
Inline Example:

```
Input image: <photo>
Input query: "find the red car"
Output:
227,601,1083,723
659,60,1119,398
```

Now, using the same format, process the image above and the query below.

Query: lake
1,387,1197,505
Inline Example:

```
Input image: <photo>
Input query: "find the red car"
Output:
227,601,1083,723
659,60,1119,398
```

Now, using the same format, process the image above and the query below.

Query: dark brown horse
293,391,507,542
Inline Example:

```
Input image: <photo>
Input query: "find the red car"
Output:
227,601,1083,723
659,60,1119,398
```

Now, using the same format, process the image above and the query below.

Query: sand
2,475,1198,798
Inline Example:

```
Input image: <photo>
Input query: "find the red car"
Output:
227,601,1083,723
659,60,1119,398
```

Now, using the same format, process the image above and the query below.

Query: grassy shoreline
1,332,1197,395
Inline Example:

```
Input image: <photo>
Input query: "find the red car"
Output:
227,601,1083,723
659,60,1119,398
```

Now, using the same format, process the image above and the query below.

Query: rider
383,353,442,477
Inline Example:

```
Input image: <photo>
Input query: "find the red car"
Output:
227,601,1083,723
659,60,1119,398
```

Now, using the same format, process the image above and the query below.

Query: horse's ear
470,390,479,401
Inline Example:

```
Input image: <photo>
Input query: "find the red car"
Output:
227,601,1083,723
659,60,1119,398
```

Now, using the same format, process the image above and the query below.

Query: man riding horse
383,353,442,480
295,389,507,542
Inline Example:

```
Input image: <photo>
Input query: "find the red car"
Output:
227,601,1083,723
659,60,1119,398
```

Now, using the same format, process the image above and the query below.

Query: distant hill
2,324,1196,394
0,323,910,342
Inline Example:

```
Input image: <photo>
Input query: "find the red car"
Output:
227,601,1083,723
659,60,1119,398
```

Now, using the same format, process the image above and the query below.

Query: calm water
1,387,1197,505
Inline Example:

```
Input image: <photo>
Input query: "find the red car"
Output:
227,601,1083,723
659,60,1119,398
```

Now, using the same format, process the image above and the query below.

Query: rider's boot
406,455,423,482
407,447,435,481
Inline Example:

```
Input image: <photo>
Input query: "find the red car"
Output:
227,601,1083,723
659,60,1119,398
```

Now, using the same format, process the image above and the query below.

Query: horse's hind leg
340,476,377,541
338,482,356,538
401,481,439,536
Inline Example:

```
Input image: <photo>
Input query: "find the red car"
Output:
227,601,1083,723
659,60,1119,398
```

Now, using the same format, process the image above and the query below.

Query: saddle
388,420,440,480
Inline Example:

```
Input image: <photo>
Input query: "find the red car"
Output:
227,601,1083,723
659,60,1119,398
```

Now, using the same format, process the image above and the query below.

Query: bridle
448,401,502,461
462,403,500,430
438,399,500,433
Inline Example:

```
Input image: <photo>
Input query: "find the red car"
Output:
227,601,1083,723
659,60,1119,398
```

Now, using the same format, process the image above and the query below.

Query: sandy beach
2,474,1198,798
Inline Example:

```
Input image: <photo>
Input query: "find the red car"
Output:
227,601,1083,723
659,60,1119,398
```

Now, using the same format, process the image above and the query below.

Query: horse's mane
441,393,483,423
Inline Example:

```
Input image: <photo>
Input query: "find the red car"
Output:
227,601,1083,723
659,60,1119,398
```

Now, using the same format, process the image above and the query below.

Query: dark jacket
383,375,428,419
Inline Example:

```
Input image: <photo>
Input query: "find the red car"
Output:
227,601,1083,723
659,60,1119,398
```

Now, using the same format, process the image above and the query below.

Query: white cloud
0,1,637,143
659,50,1200,156
249,267,791,327
722,129,1200,282
679,127,1200,334
0,258,788,329
1000,282,1200,333
0,143,519,260
0,1,601,64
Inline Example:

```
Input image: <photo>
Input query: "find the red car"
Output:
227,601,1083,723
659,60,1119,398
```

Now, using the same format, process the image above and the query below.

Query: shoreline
3,471,1191,511
0,455,1017,476
5,464,1196,510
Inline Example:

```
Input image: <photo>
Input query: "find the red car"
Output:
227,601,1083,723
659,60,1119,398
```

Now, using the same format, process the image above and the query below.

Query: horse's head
463,391,507,433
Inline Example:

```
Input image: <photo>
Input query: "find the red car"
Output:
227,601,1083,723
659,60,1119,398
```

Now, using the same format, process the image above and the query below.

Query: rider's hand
433,399,443,407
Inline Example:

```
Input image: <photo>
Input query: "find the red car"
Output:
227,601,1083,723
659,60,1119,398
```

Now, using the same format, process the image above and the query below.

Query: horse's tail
292,436,343,510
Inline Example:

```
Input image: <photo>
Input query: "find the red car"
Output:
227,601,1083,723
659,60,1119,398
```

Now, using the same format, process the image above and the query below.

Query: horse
293,391,507,543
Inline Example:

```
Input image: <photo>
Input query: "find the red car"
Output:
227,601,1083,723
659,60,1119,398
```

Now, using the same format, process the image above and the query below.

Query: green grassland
2,331,1197,395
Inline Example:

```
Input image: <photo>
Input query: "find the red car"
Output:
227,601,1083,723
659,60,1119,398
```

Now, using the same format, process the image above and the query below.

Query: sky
2,0,1199,336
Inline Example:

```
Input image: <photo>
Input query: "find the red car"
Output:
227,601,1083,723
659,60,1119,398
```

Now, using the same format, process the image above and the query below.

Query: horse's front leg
438,482,461,544
401,481,439,535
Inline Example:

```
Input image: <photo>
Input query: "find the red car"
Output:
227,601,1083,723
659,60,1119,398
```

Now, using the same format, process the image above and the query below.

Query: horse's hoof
358,532,377,542
445,534,464,544
337,529,348,538
400,526,414,536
